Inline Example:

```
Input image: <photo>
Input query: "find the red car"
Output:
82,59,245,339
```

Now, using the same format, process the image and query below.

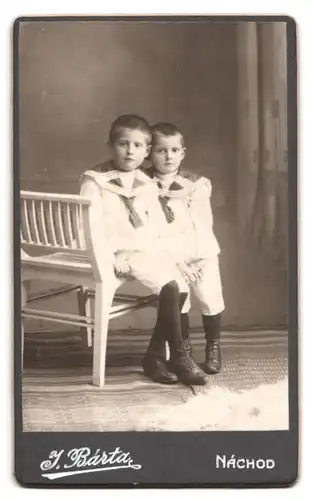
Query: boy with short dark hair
146,122,225,374
80,115,208,386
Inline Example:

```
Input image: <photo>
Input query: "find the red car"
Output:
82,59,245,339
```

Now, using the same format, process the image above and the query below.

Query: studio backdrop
18,21,288,330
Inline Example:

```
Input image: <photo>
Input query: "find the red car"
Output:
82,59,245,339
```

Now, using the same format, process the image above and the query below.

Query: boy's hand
177,261,202,284
189,259,206,278
113,254,131,277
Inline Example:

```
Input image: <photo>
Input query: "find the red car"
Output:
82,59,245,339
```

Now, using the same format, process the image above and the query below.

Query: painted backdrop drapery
237,22,288,267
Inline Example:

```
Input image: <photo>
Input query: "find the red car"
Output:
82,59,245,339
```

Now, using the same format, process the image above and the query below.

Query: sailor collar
80,162,155,199
152,174,207,199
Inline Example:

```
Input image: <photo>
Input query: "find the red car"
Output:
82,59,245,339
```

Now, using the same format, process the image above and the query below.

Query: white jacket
80,162,168,263
147,170,221,263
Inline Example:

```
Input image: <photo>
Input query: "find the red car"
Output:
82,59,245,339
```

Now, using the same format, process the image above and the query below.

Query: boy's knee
164,280,179,292
165,279,189,295
176,278,189,294
200,303,225,316
158,280,180,301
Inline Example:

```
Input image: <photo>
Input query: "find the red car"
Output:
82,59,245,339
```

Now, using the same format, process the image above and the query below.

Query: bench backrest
20,191,92,254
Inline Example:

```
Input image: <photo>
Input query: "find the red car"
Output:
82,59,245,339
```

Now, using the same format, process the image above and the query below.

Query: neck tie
157,182,175,223
121,196,144,228
110,178,144,229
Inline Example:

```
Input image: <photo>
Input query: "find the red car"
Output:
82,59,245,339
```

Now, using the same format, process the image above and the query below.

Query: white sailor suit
79,161,188,295
148,170,225,316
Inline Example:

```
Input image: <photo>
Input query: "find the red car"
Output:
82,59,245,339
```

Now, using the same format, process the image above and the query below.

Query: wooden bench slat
56,201,66,247
23,199,33,243
64,203,75,246
48,201,58,247
30,200,41,244
39,201,49,245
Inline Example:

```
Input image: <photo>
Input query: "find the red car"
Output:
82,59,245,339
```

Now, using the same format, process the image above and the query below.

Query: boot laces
178,351,200,374
206,340,220,359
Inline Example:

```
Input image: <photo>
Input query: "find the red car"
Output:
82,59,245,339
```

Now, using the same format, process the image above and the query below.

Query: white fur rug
132,378,289,431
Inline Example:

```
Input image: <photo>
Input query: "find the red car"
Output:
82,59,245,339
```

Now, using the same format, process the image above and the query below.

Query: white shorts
101,250,188,296
125,251,189,294
181,256,225,315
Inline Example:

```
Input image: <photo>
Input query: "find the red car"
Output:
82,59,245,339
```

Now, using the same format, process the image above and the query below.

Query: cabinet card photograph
14,16,298,487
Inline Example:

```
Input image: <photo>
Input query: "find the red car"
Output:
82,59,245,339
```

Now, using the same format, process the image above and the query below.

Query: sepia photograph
18,18,289,433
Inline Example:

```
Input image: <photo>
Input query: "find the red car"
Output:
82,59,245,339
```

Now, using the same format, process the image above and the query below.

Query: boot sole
179,377,209,386
144,374,180,385
172,370,209,386
142,366,179,385
202,366,221,374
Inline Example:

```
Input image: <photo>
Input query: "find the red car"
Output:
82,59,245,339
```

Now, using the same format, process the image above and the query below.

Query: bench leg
77,286,93,347
85,291,93,347
165,341,170,361
92,282,114,387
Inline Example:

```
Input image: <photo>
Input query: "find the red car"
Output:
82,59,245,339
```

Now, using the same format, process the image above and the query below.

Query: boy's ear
145,144,152,158
181,147,186,159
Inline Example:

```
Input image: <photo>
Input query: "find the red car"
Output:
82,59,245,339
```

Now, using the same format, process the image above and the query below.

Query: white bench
20,190,158,387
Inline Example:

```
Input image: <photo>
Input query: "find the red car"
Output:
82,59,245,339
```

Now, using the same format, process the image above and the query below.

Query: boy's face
110,128,151,172
151,134,185,175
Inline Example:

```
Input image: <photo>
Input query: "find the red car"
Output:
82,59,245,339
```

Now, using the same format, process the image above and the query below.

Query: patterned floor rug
22,329,289,432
